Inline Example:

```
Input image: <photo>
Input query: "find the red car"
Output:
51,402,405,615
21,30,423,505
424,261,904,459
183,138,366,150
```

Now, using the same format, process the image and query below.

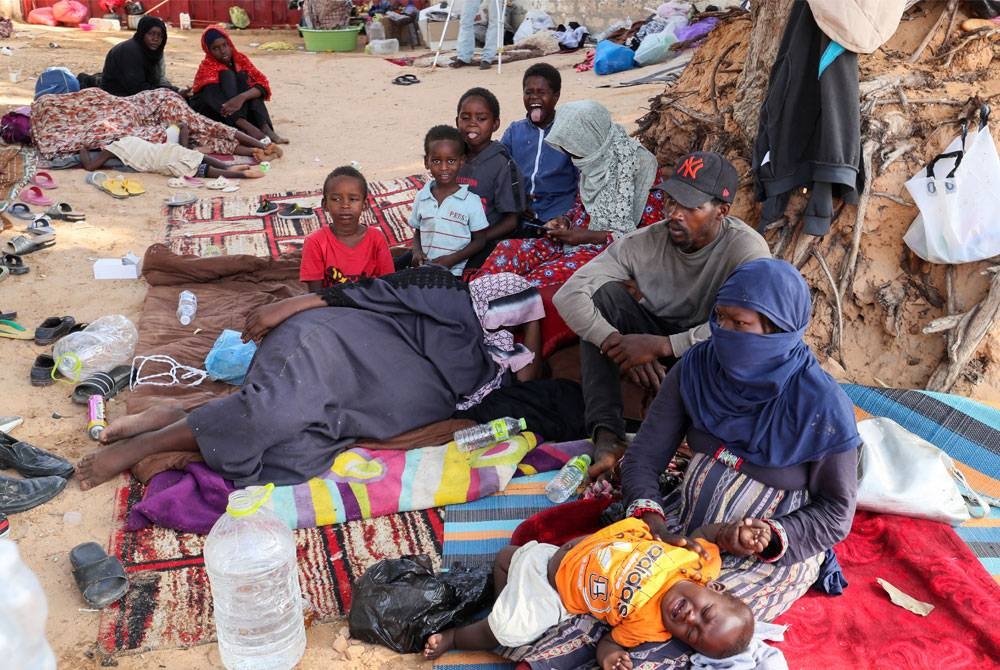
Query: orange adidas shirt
554,518,722,648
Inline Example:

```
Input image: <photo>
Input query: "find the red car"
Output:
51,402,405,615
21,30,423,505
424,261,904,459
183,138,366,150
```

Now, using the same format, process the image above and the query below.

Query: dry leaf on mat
877,578,934,616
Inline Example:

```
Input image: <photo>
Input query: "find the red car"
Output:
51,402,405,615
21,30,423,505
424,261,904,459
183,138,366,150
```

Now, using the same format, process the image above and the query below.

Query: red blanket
774,511,1000,668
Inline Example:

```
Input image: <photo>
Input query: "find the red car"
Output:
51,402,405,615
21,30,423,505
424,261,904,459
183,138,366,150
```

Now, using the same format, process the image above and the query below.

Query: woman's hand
644,513,713,563
220,94,245,118
547,227,595,246
242,294,325,344
714,518,771,556
543,215,570,232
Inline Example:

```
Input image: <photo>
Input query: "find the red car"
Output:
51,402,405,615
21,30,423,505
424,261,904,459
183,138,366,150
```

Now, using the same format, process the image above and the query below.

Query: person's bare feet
423,629,455,660
77,440,140,490
100,403,186,444
232,164,265,179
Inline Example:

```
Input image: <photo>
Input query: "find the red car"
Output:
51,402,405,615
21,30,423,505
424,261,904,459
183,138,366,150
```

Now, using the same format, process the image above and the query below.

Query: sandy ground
0,23,660,670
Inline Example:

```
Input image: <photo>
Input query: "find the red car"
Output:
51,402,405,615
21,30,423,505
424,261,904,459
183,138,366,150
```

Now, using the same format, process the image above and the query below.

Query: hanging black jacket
752,1,863,235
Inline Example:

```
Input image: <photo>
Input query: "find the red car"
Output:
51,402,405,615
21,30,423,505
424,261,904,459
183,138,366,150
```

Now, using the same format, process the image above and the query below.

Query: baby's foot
423,629,455,660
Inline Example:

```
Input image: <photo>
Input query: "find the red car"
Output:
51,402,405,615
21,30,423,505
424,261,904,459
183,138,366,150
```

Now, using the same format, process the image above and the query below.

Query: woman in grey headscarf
473,100,665,288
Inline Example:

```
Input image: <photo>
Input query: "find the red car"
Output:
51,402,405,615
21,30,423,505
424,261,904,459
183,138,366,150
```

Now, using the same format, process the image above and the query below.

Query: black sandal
71,365,133,404
1,253,29,275
70,542,129,609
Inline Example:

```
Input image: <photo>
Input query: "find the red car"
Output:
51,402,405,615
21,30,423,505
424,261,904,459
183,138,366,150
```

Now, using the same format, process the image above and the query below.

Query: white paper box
93,253,142,280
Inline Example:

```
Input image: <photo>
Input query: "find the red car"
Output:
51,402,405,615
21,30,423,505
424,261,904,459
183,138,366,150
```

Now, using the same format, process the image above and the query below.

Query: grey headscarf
544,100,658,238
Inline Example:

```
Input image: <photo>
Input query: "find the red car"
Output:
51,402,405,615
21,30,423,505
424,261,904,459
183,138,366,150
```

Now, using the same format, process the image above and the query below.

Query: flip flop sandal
166,177,199,189
255,200,279,216
0,319,34,340
1,254,28,275
71,365,133,404
25,216,56,236
84,171,126,199
392,74,420,85
6,203,34,221
165,192,198,207
18,185,54,207
34,315,76,346
30,353,58,387
70,542,129,609
3,235,55,256
205,177,238,192
101,178,131,199
45,203,85,222
120,177,145,196
30,171,58,189
278,203,314,219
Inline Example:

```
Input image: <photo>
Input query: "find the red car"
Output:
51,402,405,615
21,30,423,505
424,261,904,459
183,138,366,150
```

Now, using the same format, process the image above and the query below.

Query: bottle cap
517,417,527,431
579,454,591,466
226,482,275,517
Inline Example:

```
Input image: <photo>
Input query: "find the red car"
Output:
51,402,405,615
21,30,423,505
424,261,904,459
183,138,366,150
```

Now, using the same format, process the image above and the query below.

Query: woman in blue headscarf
623,257,860,617
514,259,860,666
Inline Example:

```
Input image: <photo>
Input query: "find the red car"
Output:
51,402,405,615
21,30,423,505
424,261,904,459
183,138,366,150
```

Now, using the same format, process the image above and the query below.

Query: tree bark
731,0,795,152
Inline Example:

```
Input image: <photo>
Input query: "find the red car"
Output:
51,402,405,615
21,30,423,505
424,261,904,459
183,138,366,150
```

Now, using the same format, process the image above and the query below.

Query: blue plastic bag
204,329,257,385
593,39,635,76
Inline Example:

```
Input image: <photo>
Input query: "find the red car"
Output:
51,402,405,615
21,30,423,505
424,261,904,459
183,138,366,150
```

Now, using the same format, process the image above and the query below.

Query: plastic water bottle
0,540,57,670
176,290,197,326
454,417,527,452
367,16,385,42
545,454,592,503
204,485,306,670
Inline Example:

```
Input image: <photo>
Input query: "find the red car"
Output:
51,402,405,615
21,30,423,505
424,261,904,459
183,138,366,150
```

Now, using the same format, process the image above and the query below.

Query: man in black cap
553,151,770,480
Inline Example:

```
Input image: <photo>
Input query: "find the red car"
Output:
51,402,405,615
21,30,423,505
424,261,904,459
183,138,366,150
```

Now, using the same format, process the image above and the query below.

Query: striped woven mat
161,174,424,258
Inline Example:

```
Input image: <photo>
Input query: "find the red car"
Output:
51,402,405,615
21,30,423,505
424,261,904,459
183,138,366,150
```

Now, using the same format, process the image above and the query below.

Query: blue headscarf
680,259,859,468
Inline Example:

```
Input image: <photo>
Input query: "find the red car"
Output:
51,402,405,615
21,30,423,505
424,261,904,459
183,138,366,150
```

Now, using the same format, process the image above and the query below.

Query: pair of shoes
0,431,74,479
3,232,54,256
35,315,75,345
391,74,420,85
71,542,129,608
6,203,34,221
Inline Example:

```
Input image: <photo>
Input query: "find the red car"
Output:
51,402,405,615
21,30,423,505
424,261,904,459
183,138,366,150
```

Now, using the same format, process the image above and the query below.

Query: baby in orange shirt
424,518,754,669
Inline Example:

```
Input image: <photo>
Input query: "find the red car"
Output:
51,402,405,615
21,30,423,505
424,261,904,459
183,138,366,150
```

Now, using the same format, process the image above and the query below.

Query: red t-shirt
299,226,394,286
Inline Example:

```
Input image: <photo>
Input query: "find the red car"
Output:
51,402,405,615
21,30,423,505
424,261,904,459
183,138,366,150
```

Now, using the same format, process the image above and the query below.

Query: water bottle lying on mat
454,417,527,452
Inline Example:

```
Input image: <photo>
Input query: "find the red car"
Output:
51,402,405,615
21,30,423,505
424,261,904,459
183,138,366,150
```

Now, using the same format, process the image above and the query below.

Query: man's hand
546,227,592,245
410,249,427,267
243,295,321,344
602,333,672,370
624,361,666,392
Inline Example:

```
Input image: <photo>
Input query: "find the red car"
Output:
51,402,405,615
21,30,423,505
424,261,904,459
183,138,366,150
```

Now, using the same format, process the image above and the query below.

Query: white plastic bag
54,315,138,381
634,14,686,66
513,9,554,44
856,417,990,525
904,106,1000,264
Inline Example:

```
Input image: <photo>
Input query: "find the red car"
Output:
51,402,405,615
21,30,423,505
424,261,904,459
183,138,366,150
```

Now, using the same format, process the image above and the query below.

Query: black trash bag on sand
348,554,494,653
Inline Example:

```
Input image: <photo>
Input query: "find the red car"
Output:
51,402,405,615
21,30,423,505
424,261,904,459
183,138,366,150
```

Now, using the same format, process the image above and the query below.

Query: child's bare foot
264,143,283,158
423,630,455,660
78,441,140,490
232,165,265,179
100,403,186,444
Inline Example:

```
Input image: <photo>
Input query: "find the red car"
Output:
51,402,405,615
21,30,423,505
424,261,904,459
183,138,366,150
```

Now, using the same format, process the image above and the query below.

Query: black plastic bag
348,554,494,653
967,0,1000,19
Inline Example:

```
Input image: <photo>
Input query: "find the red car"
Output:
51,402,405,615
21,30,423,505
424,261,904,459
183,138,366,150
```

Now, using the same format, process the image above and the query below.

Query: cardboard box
93,253,142,280
422,19,459,45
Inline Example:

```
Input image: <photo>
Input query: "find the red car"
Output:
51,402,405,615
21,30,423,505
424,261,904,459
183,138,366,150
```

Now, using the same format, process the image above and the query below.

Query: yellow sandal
120,177,146,196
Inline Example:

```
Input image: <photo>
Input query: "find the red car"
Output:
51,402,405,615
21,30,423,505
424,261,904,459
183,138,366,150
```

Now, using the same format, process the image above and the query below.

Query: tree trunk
731,0,795,152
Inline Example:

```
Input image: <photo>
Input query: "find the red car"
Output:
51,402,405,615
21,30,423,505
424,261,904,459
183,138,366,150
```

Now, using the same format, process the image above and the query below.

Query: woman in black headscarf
101,16,180,97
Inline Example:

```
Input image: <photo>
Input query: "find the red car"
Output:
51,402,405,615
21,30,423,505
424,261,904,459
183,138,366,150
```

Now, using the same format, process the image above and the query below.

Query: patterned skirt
507,452,823,669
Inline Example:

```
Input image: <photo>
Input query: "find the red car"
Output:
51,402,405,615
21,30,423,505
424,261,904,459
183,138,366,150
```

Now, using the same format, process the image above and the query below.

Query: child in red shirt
299,166,394,289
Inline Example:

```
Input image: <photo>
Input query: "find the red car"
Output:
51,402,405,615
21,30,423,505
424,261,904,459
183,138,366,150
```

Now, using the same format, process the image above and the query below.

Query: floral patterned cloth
30,88,239,159
474,178,667,289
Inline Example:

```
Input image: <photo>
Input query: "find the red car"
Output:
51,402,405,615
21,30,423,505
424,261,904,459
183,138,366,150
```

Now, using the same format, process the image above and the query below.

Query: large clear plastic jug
204,485,305,670
0,540,56,670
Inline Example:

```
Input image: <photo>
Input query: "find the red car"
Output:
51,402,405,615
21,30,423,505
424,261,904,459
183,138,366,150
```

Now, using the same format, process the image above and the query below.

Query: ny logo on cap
677,156,705,180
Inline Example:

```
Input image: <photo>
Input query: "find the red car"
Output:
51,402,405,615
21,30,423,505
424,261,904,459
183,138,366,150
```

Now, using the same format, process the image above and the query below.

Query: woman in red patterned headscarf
189,26,287,145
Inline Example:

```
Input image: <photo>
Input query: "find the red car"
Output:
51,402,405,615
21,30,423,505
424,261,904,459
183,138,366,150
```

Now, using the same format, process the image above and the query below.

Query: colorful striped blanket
270,433,540,529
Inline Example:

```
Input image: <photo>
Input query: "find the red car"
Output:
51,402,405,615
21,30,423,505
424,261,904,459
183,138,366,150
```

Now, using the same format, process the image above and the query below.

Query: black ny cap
655,151,737,208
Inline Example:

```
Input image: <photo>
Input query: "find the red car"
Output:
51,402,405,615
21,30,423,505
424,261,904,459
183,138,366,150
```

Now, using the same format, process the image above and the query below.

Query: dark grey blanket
189,269,500,486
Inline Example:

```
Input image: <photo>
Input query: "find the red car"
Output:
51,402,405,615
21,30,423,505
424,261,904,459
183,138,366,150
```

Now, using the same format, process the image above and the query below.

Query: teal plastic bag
594,40,635,76
204,329,256,385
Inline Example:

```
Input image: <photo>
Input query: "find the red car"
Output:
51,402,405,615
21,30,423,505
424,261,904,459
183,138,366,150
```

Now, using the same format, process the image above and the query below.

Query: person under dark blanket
100,16,183,98
189,26,287,145
75,269,544,491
